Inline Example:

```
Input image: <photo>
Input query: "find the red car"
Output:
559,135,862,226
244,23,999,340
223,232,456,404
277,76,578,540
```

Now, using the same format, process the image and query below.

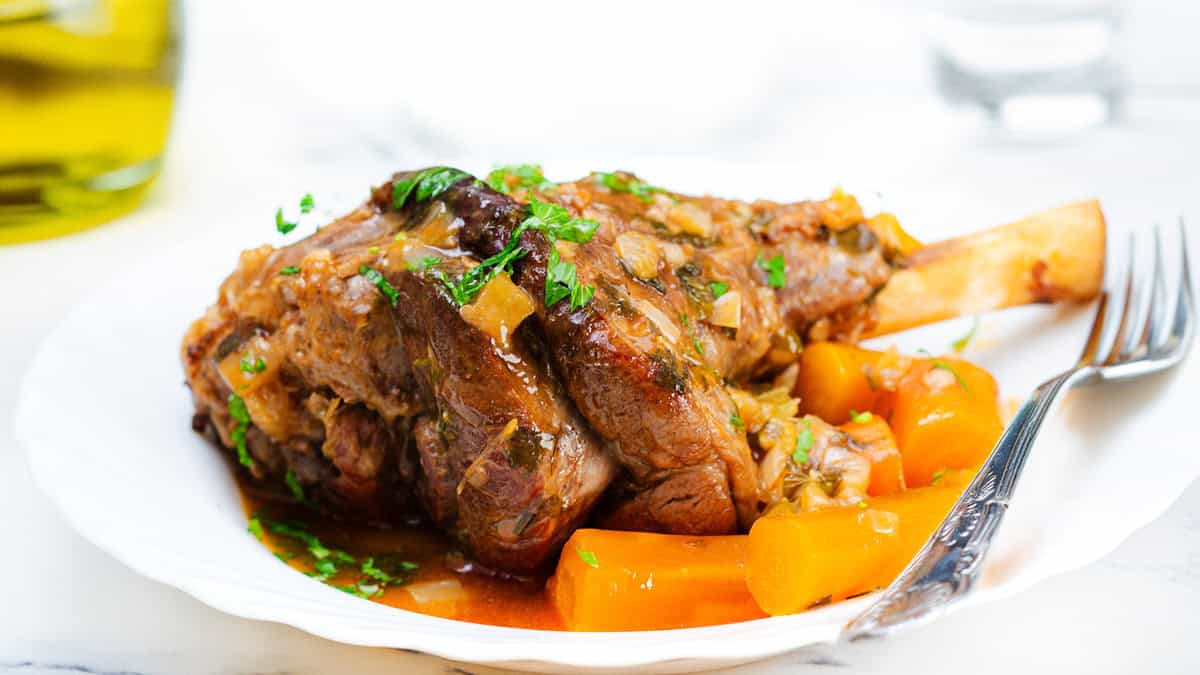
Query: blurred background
3,0,1200,247
4,2,1200,674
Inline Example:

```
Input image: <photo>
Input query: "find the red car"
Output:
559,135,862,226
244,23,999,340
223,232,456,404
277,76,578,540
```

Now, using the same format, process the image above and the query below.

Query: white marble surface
4,1,1200,673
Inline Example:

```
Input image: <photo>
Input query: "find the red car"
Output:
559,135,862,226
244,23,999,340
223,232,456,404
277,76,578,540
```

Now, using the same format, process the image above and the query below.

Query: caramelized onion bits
458,273,536,348
667,201,716,239
708,290,742,329
614,231,662,280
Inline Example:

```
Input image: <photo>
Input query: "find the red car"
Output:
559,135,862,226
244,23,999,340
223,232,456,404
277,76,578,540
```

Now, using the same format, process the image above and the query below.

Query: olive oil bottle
0,0,177,244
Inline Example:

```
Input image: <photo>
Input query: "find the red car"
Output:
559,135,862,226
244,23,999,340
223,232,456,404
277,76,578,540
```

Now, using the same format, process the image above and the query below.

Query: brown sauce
241,485,564,630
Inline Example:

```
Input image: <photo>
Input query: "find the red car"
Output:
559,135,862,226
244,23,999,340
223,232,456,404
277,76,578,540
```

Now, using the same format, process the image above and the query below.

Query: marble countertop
5,2,1200,673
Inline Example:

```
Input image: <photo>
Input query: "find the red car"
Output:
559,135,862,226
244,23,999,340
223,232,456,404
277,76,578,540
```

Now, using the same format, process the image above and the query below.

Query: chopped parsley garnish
577,547,600,568
406,256,441,272
858,501,869,509
594,171,669,203
247,516,264,540
485,164,555,194
360,557,395,584
931,468,947,485
710,281,730,299
227,393,254,469
545,246,595,311
262,519,353,564
679,314,705,356
952,317,980,352
285,470,305,501
367,246,379,255
730,410,745,431
279,265,301,276
756,254,787,289
918,349,970,392
312,558,338,580
360,264,399,307
252,516,417,597
276,194,315,235
239,353,265,374
435,198,599,310
275,208,297,235
435,243,527,306
849,410,873,423
526,199,600,244
792,418,813,464
392,167,471,209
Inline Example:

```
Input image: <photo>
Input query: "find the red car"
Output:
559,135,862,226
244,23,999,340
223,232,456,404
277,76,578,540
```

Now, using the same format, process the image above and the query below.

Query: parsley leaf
524,199,599,243
247,516,264,540
952,317,979,353
434,198,598,310
710,281,730,299
594,171,669,203
577,547,600,568
262,519,354,564
730,410,745,430
406,256,442,272
849,410,873,423
285,469,305,501
756,254,787,289
392,167,472,209
435,244,527,306
545,246,593,311
360,264,399,307
275,207,297,235
918,349,970,392
279,265,301,276
227,393,254,469
792,418,813,464
239,353,265,374
931,468,947,485
276,194,315,235
485,164,555,194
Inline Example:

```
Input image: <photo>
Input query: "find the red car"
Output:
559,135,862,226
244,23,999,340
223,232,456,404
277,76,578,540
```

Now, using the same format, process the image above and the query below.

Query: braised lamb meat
447,174,888,533
183,193,615,572
182,166,893,572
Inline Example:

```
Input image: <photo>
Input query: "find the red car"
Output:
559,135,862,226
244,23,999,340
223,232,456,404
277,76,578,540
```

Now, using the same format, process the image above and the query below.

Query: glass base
0,155,160,245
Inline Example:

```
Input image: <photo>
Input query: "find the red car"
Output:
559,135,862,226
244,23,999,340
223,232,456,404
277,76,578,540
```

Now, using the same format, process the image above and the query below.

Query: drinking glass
927,0,1124,134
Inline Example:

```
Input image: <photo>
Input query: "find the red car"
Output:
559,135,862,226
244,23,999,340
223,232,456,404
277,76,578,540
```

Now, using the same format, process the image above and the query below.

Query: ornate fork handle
841,368,1083,640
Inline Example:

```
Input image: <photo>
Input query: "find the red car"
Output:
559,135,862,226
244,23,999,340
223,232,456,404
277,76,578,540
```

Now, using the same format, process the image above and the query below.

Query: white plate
15,169,1199,673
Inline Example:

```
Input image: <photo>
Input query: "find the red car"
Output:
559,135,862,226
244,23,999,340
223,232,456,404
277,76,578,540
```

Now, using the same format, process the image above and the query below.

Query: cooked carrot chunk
890,356,1003,487
794,342,887,424
549,529,765,631
745,485,962,615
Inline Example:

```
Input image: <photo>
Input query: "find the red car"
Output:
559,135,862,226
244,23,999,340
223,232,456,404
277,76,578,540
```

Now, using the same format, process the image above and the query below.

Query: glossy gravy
241,486,564,630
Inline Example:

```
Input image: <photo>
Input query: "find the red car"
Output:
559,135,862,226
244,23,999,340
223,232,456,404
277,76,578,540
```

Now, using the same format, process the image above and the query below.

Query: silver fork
842,219,1196,641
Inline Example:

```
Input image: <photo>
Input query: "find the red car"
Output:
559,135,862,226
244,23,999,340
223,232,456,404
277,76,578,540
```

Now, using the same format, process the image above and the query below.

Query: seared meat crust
182,189,614,572
184,167,892,570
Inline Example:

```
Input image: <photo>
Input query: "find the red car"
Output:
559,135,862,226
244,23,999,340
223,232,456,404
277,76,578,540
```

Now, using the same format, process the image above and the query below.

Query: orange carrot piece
549,529,765,631
746,485,962,615
890,356,1003,487
794,342,888,424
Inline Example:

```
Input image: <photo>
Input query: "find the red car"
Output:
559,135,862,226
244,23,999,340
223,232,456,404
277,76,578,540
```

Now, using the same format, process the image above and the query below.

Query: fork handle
841,368,1081,641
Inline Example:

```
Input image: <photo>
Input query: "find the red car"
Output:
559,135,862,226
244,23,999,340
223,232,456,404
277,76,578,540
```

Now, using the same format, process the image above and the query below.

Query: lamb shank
181,167,898,573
